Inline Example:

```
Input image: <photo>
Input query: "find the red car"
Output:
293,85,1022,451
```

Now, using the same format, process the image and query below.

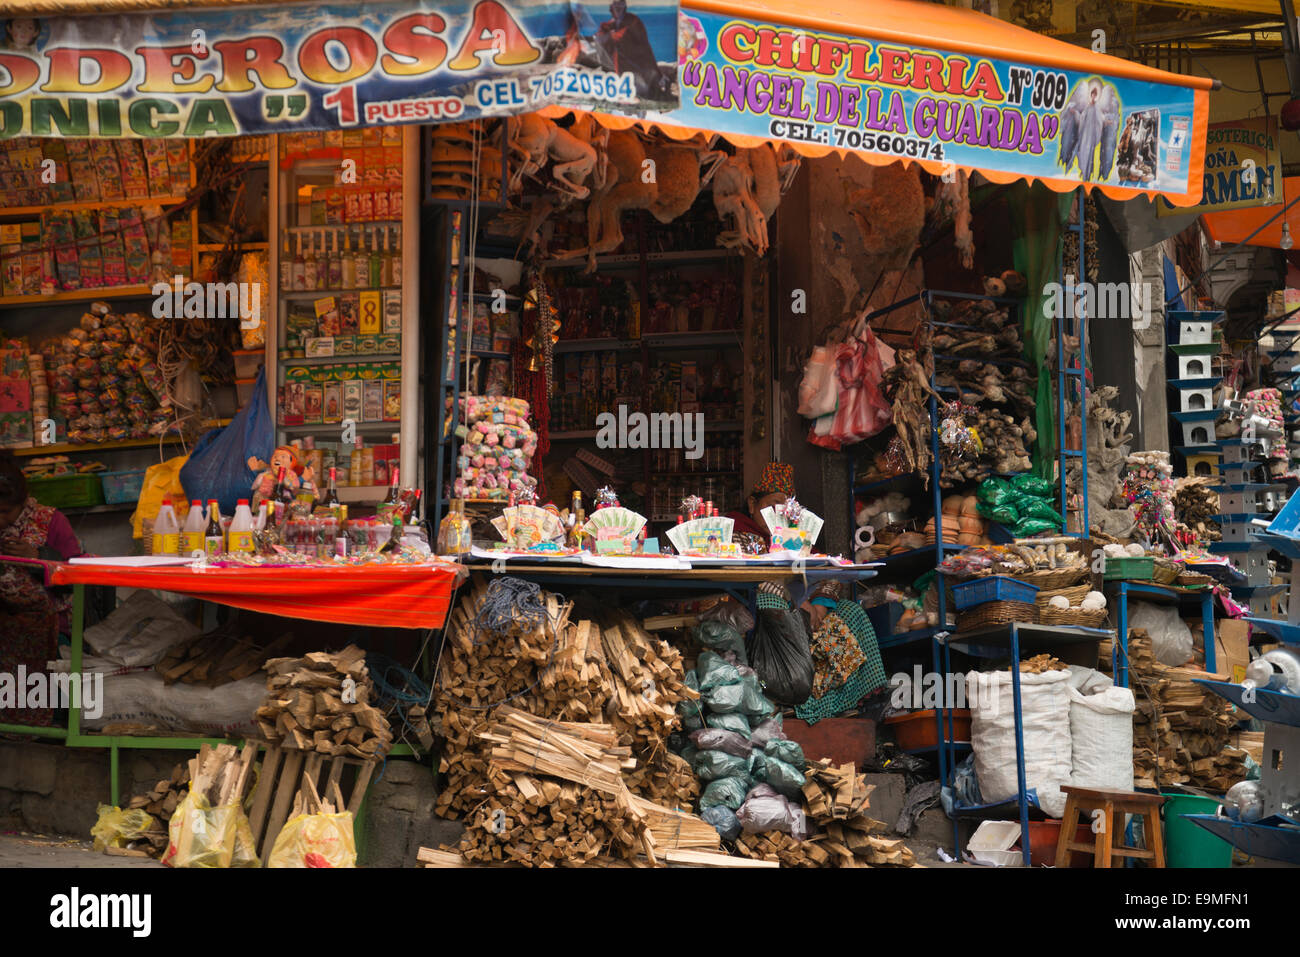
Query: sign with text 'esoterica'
662,9,1205,203
1158,115,1279,216
0,0,679,137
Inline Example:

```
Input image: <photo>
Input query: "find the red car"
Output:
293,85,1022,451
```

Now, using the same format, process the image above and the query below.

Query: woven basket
956,600,1039,632
1176,572,1214,588
1020,566,1090,590
1152,561,1181,585
1034,583,1093,608
1038,605,1108,628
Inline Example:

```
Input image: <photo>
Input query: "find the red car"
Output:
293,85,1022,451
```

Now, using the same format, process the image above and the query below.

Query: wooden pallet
244,744,379,864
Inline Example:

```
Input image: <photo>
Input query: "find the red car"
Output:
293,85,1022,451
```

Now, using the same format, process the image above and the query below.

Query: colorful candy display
453,394,539,501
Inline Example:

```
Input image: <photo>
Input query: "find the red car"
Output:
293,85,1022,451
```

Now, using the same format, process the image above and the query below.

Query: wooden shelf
279,353,401,366
197,242,269,252
10,435,186,457
64,503,136,516
0,285,158,307
0,196,188,218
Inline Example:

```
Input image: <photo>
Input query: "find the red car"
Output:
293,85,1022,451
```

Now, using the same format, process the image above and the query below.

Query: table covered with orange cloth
52,561,466,630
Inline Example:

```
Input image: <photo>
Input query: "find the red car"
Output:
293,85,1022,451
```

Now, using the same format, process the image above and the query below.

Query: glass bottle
319,466,340,513
368,226,383,288
352,228,368,289
389,226,402,286
291,232,305,291
340,227,355,289
303,231,318,291
279,234,293,291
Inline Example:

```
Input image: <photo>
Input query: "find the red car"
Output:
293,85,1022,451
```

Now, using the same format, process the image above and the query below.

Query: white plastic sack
1067,683,1135,791
1128,601,1193,666
84,671,264,737
966,668,1072,818
797,345,839,418
83,590,201,668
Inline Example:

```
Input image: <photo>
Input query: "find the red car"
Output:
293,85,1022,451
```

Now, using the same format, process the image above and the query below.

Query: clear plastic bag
268,811,357,868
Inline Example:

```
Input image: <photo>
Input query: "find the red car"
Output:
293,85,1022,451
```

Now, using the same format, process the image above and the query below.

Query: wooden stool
1054,786,1166,868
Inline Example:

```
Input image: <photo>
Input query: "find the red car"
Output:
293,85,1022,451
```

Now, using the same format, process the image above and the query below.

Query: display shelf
0,196,188,218
278,286,401,299
279,353,402,365
338,486,388,505
553,337,642,354
642,330,741,348
469,349,512,359
9,435,186,457
0,285,158,307
280,422,397,434
63,503,136,516
196,242,269,252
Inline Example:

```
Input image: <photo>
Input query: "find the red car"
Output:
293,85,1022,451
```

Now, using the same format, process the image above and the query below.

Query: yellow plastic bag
131,454,191,540
90,804,155,852
163,791,259,868
268,812,357,868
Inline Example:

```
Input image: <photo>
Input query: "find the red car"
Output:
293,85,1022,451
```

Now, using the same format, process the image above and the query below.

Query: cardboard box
1215,618,1251,684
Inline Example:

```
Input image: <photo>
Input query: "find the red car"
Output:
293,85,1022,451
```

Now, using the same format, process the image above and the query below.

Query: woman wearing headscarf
724,461,794,554
794,580,889,724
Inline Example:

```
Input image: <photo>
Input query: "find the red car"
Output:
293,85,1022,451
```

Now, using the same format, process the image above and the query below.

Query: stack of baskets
950,575,1041,632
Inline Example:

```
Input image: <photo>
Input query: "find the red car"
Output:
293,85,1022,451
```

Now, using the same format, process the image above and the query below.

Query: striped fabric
52,562,466,630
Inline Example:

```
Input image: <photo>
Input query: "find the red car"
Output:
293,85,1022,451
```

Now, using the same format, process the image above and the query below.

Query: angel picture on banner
1056,77,1121,183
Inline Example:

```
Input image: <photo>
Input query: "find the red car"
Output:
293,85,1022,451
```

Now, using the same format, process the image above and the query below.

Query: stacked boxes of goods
0,138,190,296
453,395,538,501
1211,387,1286,589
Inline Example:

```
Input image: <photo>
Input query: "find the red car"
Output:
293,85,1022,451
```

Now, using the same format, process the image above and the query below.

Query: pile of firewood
187,742,258,807
1100,631,1248,791
443,707,716,867
255,645,393,758
433,580,699,819
1174,476,1221,544
800,760,917,867
156,625,293,687
126,762,188,822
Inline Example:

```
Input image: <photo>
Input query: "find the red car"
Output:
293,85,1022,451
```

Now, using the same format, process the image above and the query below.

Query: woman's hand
1,539,38,558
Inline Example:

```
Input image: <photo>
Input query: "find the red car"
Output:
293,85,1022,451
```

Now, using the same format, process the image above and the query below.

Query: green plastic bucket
1161,793,1232,868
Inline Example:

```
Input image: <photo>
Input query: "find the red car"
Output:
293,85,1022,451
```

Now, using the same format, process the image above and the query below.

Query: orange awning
552,0,1212,206
1201,179,1300,248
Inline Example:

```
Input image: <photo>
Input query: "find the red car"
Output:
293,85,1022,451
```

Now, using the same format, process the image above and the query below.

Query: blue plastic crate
950,575,1039,611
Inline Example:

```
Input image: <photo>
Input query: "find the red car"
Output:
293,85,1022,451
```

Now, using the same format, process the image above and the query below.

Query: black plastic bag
695,620,749,665
747,608,814,705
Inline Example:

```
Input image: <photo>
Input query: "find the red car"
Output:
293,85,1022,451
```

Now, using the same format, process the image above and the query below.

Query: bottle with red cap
152,499,180,555
228,499,255,555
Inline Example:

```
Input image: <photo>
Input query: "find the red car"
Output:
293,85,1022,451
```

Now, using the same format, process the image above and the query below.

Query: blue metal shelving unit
1058,191,1088,537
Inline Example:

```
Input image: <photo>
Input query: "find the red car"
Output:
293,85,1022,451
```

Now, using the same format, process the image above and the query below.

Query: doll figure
248,445,317,511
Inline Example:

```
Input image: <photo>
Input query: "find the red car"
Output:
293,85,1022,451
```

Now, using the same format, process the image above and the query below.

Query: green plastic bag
706,712,751,737
757,755,807,799
1010,473,1055,498
677,669,705,731
739,674,775,718
698,651,741,692
695,621,748,664
692,749,752,782
1013,517,1058,536
977,477,1013,506
978,499,1019,524
765,738,806,770
699,775,750,811
1015,496,1062,523
704,682,745,713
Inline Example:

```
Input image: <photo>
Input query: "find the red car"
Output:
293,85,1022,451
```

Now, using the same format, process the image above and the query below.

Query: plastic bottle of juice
204,500,225,558
180,500,206,556
228,499,255,555
152,499,180,555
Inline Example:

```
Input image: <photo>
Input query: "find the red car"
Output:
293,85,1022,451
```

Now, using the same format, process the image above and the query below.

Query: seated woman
0,454,84,726
724,461,794,553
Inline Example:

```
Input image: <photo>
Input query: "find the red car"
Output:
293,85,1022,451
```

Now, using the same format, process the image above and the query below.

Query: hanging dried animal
882,347,940,481
508,113,598,199
713,150,768,255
